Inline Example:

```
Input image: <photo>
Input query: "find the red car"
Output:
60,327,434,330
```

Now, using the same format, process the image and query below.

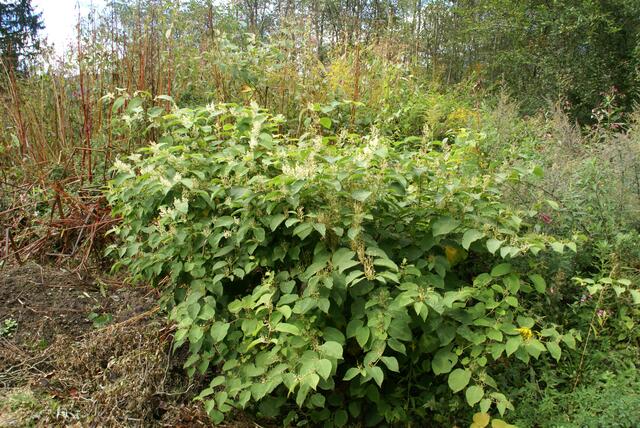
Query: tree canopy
0,0,43,70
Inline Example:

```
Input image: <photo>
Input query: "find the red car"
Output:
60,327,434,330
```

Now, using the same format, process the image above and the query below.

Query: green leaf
334,409,348,427
562,333,576,350
112,96,126,113
270,214,286,231
198,305,215,320
346,319,364,338
293,222,313,239
630,289,640,305
474,273,492,287
504,296,518,307
462,229,484,250
319,341,343,359
373,257,399,272
275,323,301,335
448,368,472,393
368,365,384,387
380,356,399,372
506,336,521,356
313,223,326,237
278,305,292,319
486,239,503,255
525,339,546,359
319,117,332,129
432,349,458,375
351,189,372,202
317,359,333,380
466,385,484,406
432,216,460,237
529,274,546,293
332,248,358,274
546,341,561,361
491,263,512,277
343,367,360,381
355,326,370,348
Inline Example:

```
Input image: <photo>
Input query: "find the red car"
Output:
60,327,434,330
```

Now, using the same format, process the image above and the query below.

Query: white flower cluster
282,159,317,180
113,158,133,174
354,127,382,167
249,116,263,149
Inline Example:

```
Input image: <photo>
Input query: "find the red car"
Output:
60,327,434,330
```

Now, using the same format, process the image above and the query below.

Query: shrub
108,103,579,425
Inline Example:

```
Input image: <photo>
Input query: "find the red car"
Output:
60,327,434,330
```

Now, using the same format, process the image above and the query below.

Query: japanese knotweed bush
107,103,578,426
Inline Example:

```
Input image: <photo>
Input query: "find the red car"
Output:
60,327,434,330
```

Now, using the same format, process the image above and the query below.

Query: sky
32,0,106,56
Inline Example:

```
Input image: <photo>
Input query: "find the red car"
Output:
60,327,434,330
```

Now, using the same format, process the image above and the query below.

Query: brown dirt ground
0,262,255,428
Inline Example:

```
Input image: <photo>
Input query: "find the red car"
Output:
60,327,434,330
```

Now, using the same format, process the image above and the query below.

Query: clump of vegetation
0,318,18,338
105,102,636,425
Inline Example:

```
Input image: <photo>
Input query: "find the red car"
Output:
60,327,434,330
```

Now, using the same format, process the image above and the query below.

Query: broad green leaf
269,214,286,231
373,257,399,272
368,365,384,387
198,304,215,320
505,336,521,356
529,274,546,293
546,341,561,361
313,223,326,237
466,385,484,406
319,117,332,129
462,229,484,250
432,216,460,236
317,359,333,380
525,339,546,359
275,322,301,335
293,222,313,239
486,238,503,255
562,333,576,350
351,189,372,202
355,326,370,348
343,367,360,381
319,341,343,359
332,248,358,274
491,263,512,277
278,305,292,319
380,356,399,372
432,349,458,375
346,319,364,338
474,273,492,287
334,409,348,427
448,368,471,393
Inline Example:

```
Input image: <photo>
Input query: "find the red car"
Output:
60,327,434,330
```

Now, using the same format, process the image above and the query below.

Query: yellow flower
516,327,533,341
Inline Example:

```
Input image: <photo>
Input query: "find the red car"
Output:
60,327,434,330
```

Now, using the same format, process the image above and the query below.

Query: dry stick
71,210,94,257
3,229,9,261
77,11,94,184
80,307,160,338
1,56,29,160
351,42,361,128
6,228,23,265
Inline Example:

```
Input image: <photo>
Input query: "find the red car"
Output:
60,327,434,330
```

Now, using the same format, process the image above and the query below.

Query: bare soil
0,262,225,427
